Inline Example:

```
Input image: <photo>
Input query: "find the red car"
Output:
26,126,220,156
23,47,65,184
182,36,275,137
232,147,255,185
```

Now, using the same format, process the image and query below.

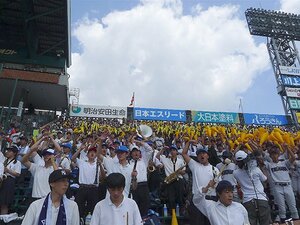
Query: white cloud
280,0,300,13
68,0,269,112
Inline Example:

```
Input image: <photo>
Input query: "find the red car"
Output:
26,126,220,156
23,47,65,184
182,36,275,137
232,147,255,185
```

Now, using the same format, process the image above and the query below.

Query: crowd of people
1,117,300,225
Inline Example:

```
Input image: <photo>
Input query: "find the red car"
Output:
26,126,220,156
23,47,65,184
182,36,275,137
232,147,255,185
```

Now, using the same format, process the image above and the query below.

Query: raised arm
182,140,194,164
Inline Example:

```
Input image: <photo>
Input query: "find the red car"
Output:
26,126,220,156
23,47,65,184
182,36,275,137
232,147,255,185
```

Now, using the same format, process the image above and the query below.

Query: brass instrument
147,150,156,173
129,160,138,198
164,165,186,184
136,125,153,140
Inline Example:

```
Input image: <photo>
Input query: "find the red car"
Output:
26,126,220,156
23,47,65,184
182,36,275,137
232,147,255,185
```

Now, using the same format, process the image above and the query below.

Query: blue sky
68,0,299,115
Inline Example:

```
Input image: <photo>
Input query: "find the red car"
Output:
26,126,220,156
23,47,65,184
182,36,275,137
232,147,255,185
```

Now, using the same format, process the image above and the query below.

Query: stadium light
245,8,300,41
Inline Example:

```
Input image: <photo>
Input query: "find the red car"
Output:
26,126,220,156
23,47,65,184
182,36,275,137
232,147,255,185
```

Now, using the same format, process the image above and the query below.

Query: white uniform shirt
233,167,267,203
29,163,54,198
216,162,237,186
131,159,147,183
17,145,30,169
5,159,21,178
76,158,99,185
103,157,133,196
58,157,71,171
188,159,220,196
193,189,250,225
90,196,142,225
265,160,291,184
159,156,185,178
21,196,80,225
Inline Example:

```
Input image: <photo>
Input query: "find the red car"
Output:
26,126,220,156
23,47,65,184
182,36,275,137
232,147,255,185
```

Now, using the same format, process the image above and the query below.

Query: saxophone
164,165,186,184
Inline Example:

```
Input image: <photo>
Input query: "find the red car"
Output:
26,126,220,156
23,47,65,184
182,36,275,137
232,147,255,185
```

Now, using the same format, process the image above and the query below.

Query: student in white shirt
193,180,250,225
21,169,80,225
0,145,21,215
91,173,142,225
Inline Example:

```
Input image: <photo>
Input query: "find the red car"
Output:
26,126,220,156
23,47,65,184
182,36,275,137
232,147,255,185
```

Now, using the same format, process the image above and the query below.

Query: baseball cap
116,145,129,152
196,148,208,155
42,148,55,156
87,146,97,153
61,143,72,149
48,169,71,183
216,180,233,194
222,151,232,159
6,145,19,153
130,145,140,151
235,150,248,161
170,145,178,151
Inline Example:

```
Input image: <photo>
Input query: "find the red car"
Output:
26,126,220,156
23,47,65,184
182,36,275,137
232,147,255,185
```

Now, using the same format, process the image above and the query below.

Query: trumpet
164,165,186,184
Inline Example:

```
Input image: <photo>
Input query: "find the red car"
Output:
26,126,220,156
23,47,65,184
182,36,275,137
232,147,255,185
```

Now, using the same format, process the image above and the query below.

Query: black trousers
166,178,184,209
75,185,99,219
132,182,150,217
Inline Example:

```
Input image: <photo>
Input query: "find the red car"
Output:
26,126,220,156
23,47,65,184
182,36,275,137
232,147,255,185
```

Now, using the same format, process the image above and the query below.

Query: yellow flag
171,209,178,225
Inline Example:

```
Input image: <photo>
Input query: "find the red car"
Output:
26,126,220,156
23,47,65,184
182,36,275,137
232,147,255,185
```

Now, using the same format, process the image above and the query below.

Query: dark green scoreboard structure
0,0,71,111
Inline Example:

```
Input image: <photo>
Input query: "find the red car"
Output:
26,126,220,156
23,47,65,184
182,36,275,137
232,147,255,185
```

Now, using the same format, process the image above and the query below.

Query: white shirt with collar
76,158,99,185
21,195,80,225
159,155,185,178
193,189,250,225
130,159,147,183
188,159,220,196
90,196,142,225
103,157,133,196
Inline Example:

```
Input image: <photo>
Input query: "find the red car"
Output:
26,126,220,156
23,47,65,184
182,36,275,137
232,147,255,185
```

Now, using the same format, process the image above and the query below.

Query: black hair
106,173,125,189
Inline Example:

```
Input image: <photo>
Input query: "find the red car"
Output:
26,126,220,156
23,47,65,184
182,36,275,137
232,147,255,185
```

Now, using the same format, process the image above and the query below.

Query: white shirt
29,163,54,198
76,158,99,185
21,195,80,225
193,190,250,225
90,196,142,225
265,160,291,184
17,145,30,169
216,162,237,186
233,167,267,203
5,159,21,178
159,156,185,178
131,159,147,183
103,157,133,196
188,159,220,196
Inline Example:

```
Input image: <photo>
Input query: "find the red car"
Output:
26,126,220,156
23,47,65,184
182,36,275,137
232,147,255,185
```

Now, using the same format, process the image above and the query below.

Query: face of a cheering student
5,150,17,159
116,151,128,162
131,150,141,160
170,149,178,158
87,150,97,161
108,186,124,203
50,178,69,196
218,189,233,207
43,154,55,165
197,152,209,165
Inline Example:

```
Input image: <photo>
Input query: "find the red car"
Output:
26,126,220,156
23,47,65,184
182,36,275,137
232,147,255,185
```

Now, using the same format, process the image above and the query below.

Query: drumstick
126,212,129,225
215,158,231,180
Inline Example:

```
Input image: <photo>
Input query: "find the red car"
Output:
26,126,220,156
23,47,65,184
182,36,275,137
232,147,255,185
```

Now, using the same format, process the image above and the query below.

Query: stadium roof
0,0,71,68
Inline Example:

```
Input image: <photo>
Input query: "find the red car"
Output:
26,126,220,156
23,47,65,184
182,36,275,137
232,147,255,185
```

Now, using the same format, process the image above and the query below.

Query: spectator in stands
22,136,58,200
90,173,142,225
0,145,21,215
233,150,271,225
193,180,250,225
21,169,80,225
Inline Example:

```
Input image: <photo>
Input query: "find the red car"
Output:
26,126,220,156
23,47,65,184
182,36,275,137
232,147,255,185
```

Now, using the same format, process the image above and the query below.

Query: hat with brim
235,150,248,161
49,169,71,183
115,145,129,153
61,143,72,149
87,147,97,153
6,145,18,154
170,145,178,151
196,148,208,155
42,148,55,156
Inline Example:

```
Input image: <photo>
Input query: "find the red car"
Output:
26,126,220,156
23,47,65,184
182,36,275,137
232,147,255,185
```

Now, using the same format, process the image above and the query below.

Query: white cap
129,144,140,151
235,150,248,161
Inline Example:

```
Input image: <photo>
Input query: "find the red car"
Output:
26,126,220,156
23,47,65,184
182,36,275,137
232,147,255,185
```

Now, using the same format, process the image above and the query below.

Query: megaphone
137,125,153,140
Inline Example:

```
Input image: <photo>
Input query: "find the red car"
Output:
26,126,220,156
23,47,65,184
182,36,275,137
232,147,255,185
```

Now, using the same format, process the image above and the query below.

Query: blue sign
243,113,288,125
192,111,240,124
282,75,300,87
134,108,186,122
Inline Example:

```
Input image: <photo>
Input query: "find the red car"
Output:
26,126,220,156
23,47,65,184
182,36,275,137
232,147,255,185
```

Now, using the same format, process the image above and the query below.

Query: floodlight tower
245,8,300,124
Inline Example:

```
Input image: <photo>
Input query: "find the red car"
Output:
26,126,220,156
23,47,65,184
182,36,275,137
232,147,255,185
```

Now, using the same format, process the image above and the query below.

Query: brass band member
156,145,186,213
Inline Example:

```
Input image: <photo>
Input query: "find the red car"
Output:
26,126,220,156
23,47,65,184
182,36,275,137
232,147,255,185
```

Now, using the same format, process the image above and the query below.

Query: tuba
136,125,153,140
164,165,186,184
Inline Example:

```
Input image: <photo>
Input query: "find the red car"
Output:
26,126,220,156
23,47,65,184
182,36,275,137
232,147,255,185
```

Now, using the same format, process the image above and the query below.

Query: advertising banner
288,98,300,110
243,113,288,125
69,105,127,118
192,111,239,124
134,107,186,121
282,75,300,87
286,87,300,98
279,66,300,76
